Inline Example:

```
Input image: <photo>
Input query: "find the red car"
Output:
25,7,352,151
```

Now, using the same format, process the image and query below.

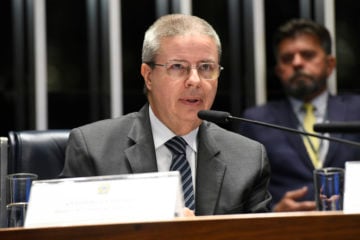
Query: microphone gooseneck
314,122,360,133
197,110,360,148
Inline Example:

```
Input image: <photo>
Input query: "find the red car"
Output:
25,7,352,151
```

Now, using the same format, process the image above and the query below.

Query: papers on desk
24,171,184,227
344,161,360,213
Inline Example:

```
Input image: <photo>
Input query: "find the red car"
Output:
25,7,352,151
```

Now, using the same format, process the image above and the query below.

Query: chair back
7,130,70,179
0,130,70,227
0,137,8,227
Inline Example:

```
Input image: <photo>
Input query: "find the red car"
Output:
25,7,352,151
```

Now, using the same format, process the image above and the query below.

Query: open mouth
181,98,201,104
187,99,199,103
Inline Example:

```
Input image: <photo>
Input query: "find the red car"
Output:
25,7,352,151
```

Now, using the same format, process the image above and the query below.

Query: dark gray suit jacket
61,104,272,215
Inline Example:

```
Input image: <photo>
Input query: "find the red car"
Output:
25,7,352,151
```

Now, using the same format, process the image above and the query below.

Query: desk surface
0,211,359,240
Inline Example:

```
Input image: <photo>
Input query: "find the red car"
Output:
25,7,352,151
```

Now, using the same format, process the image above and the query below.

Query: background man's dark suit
62,104,272,215
238,94,360,206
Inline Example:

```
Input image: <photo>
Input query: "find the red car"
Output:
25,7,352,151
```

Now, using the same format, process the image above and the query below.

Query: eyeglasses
148,60,224,81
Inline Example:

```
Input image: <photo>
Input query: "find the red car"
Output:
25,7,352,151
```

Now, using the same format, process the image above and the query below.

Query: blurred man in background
237,18,360,212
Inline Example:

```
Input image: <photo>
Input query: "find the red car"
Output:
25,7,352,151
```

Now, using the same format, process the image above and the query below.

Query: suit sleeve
60,128,97,177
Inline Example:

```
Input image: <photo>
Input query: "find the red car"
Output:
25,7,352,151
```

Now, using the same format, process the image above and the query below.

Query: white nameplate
344,161,360,213
24,171,184,227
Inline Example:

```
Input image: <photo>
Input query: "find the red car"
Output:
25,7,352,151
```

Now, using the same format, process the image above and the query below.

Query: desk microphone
198,110,360,148
314,122,360,133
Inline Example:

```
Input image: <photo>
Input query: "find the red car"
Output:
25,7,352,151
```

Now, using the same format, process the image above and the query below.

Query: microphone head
197,110,231,123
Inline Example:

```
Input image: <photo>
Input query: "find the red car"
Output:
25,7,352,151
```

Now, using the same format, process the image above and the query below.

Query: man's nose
292,53,304,66
185,68,201,87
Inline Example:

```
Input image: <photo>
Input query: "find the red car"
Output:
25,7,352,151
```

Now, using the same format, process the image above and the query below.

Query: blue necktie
165,136,195,211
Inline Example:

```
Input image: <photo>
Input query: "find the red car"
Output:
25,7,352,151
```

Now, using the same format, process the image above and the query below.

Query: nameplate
344,161,360,213
24,171,184,227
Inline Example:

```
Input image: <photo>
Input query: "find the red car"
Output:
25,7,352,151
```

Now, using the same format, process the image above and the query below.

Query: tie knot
303,103,315,113
165,136,187,155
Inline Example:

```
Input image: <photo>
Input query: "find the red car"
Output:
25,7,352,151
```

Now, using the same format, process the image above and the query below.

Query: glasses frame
147,60,224,81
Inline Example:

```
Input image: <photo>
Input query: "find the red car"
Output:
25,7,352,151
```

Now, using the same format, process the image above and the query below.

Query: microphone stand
314,122,360,133
228,115,360,148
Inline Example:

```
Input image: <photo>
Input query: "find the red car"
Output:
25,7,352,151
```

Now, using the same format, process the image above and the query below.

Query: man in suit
237,18,360,211
61,14,272,215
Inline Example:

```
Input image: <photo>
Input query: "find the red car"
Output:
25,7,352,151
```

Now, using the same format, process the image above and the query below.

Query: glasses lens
162,61,222,80
198,63,219,79
166,62,189,79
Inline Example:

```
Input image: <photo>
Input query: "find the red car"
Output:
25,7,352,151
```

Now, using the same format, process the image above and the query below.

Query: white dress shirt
148,106,198,190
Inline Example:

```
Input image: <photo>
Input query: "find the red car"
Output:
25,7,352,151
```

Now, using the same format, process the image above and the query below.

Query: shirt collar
149,106,198,152
289,91,329,117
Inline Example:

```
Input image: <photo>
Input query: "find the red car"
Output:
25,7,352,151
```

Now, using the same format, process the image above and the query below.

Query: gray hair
142,14,222,63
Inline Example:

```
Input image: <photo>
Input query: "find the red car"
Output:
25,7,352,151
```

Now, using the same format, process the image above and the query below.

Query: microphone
314,122,360,133
197,110,231,123
198,110,360,148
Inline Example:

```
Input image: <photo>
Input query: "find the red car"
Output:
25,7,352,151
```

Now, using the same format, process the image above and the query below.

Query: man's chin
285,86,316,99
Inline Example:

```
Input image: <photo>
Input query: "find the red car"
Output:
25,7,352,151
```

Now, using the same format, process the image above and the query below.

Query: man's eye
301,51,316,60
280,54,293,64
169,63,186,70
199,63,215,72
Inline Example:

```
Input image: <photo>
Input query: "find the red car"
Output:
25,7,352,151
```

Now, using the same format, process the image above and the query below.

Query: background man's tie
303,103,321,168
165,136,195,211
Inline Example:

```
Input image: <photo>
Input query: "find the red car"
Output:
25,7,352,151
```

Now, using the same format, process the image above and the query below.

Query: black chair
7,130,70,179
0,137,8,227
0,129,70,227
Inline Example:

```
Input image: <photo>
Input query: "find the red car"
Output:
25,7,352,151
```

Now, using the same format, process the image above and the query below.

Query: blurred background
0,0,359,135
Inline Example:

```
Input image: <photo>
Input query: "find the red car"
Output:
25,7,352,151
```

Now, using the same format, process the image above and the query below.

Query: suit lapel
324,96,346,166
121,106,227,214
195,123,226,215
275,101,315,169
124,105,158,173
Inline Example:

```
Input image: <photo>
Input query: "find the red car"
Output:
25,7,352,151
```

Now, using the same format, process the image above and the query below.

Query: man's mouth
181,98,201,104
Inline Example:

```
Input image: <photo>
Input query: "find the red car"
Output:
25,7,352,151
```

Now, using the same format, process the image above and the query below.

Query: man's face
275,34,335,101
141,35,219,135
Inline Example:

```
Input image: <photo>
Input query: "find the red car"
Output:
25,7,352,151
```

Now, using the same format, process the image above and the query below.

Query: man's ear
326,55,336,76
141,63,152,91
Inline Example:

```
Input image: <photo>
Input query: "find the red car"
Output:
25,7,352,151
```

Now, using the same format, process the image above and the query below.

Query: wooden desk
0,211,359,240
